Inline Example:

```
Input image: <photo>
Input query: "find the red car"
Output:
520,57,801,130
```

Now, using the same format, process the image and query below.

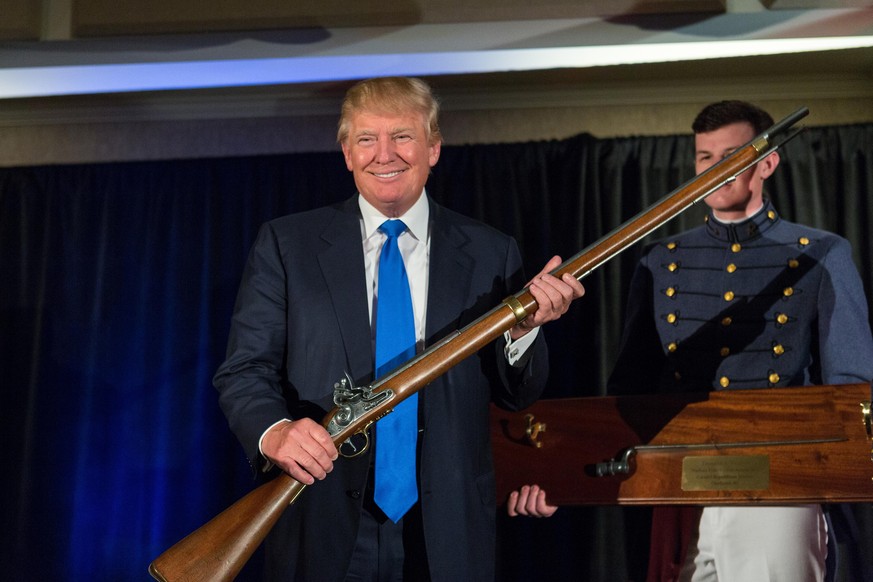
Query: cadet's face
695,121,778,221
341,110,440,217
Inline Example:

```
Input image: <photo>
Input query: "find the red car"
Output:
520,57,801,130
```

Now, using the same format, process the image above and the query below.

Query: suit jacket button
347,490,361,499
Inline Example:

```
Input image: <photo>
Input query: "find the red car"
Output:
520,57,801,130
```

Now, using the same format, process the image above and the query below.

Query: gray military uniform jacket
609,199,873,395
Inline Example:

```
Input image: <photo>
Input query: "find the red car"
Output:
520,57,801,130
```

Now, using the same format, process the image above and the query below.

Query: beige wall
1,80,871,168
441,98,873,144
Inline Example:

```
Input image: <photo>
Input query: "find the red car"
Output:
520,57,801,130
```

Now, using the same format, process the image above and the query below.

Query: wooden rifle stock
149,108,809,581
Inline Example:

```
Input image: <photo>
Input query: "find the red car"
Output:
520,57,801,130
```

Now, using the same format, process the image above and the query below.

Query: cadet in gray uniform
609,101,873,582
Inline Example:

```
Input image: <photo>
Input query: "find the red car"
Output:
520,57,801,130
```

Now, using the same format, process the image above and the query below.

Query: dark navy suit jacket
214,195,548,581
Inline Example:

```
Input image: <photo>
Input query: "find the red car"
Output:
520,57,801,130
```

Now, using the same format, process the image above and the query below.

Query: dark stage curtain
2,124,871,581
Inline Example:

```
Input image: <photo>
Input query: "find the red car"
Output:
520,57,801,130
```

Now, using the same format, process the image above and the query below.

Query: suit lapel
317,197,373,384
425,202,476,345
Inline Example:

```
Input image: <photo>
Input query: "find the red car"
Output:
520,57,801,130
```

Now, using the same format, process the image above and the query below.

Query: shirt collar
358,190,430,242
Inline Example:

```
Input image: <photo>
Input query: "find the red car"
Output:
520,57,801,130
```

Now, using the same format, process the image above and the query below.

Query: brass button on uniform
731,243,742,253
788,259,799,268
720,376,730,388
667,242,677,250
769,372,781,384
720,347,730,357
668,262,679,272
666,313,678,324
773,344,785,356
776,313,789,325
799,237,810,246
783,287,794,297
726,263,737,273
724,291,735,301
667,342,678,352
767,210,776,220
721,316,732,326
665,287,676,298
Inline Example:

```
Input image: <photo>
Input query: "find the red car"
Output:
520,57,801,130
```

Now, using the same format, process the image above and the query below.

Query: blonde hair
336,77,442,145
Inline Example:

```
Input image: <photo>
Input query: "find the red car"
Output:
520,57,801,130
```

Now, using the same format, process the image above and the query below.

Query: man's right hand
261,418,339,485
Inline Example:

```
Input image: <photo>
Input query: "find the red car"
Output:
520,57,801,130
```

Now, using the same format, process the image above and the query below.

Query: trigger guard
339,431,370,458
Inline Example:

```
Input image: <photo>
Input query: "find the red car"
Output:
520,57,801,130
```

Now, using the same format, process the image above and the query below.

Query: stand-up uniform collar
704,199,780,243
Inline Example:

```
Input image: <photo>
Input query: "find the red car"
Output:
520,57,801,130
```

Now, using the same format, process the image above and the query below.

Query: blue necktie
374,219,418,522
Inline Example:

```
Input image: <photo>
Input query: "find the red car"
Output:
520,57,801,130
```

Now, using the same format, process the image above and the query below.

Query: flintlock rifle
149,107,809,582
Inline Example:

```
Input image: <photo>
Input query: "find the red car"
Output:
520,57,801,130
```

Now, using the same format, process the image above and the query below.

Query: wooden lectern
491,384,873,505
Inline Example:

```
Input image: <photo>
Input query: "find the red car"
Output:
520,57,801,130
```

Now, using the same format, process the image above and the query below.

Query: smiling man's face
341,109,441,217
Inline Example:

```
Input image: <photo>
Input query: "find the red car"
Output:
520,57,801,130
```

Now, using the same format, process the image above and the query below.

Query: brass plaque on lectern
681,455,769,491
491,383,873,506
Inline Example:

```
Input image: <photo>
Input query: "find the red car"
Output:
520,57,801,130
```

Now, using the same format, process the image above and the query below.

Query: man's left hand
510,255,585,340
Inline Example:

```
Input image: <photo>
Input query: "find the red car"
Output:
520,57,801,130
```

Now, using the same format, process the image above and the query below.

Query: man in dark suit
213,76,584,581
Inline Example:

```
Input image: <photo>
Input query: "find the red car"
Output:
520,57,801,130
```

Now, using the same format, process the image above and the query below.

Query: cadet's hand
507,484,558,517
510,255,585,340
261,418,338,485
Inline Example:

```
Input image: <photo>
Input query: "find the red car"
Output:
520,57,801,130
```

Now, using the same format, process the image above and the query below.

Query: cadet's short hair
692,100,774,135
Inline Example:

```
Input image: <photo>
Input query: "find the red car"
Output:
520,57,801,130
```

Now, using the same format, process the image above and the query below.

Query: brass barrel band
503,295,528,323
751,135,769,154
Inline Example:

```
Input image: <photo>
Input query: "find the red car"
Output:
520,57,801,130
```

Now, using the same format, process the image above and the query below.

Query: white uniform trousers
678,505,828,582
